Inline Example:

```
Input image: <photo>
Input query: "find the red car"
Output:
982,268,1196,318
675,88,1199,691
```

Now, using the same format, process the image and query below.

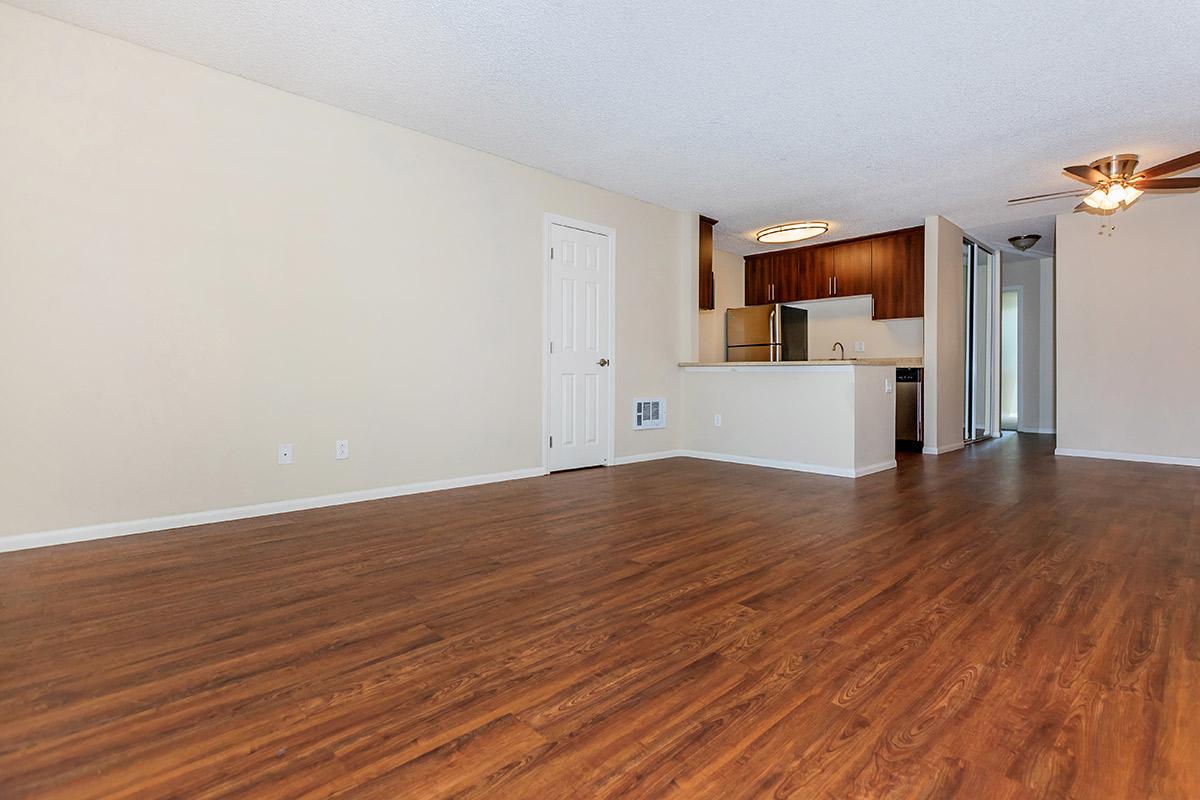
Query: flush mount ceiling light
1007,234,1042,251
755,221,829,244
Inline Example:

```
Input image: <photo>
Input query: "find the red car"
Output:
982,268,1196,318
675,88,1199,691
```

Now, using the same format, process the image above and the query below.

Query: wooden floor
2,434,1198,799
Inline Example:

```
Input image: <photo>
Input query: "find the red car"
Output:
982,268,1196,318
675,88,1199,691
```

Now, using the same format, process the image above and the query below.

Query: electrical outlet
855,341,866,352
278,443,294,465
335,439,349,460
713,414,722,427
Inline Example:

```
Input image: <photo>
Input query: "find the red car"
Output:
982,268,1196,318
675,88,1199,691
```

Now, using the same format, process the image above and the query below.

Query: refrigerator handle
768,305,777,362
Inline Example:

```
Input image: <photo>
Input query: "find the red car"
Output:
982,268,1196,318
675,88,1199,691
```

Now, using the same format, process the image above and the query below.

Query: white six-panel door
548,222,611,471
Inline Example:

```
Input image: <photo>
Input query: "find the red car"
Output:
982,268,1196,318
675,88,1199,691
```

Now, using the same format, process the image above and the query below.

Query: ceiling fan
1008,150,1200,213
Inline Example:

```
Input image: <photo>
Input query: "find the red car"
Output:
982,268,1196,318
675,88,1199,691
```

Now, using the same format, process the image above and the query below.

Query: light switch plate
884,379,893,394
278,443,294,465
855,341,866,352
714,414,722,427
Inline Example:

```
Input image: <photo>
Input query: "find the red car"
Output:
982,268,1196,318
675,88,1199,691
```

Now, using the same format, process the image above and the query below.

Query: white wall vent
633,398,666,430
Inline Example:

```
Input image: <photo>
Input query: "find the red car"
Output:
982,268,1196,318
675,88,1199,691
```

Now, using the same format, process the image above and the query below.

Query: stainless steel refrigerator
725,304,808,362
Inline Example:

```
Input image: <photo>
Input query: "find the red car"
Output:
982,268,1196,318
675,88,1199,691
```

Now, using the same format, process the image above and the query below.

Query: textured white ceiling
10,0,1200,254
967,214,1057,259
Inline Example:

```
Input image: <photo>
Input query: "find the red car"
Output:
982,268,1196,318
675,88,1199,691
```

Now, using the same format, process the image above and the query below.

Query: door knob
597,358,610,366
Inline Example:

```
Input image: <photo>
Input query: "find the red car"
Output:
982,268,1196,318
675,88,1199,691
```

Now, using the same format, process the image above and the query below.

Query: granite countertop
679,357,923,368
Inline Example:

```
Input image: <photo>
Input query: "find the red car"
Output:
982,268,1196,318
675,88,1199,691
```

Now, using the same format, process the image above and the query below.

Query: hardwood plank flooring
1,433,1198,798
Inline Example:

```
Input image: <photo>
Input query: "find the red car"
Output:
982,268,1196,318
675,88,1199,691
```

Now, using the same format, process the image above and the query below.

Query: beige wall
0,6,693,538
681,365,896,476
790,296,923,360
1001,254,1055,433
697,248,744,362
1056,193,1200,462
922,215,966,453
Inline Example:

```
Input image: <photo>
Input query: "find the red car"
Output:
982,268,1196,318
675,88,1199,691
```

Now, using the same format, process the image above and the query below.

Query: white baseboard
610,450,687,465
853,459,899,477
1054,448,1200,468
675,450,895,479
613,449,893,478
1018,427,1057,435
0,467,547,554
922,441,965,455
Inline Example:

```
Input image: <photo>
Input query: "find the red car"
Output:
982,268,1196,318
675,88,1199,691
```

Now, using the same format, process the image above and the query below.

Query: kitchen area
681,219,927,477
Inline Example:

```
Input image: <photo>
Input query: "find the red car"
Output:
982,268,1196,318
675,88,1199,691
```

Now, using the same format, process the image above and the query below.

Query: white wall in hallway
1000,254,1055,433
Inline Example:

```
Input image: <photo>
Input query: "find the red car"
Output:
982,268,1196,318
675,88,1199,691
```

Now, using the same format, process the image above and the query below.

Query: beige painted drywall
697,248,744,362
1056,193,1200,460
1000,254,1055,433
0,5,693,537
789,297,923,360
922,215,966,453
681,366,895,474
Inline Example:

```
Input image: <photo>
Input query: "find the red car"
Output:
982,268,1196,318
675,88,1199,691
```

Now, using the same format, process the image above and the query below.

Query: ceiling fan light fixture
1122,184,1144,205
756,221,829,244
1007,234,1042,252
1084,185,1122,210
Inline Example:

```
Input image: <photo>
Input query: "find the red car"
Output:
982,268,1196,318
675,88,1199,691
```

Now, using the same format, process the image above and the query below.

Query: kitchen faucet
833,341,845,359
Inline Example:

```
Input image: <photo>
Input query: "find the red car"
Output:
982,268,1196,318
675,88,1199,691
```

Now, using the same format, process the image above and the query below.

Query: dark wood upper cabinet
871,226,925,319
771,251,800,303
742,224,924,315
698,215,717,310
743,254,771,305
832,240,873,297
805,246,834,300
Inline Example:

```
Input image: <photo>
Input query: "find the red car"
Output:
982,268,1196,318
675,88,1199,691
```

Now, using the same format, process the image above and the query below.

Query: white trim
1054,448,1200,468
851,459,900,477
611,449,687,465
0,467,545,554
677,450,894,478
922,441,966,455
542,213,617,473
614,449,896,478
682,364,854,374
1018,426,1056,435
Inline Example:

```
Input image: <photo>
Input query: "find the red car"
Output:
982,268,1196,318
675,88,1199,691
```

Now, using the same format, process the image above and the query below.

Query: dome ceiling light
755,221,829,244
1007,234,1042,251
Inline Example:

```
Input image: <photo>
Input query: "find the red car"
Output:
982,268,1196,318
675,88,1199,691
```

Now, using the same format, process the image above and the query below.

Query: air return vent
633,398,666,430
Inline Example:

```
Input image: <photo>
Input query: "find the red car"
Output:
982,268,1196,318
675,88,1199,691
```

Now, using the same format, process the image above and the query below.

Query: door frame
961,235,1000,444
542,213,617,473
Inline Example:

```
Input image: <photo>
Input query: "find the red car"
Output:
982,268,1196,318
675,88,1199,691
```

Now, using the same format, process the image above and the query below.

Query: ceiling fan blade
1135,150,1200,180
1073,201,1089,213
1007,189,1089,205
1135,177,1200,190
1063,165,1107,184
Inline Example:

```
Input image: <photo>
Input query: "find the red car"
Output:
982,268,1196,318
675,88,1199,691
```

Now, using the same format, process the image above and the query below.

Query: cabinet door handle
828,277,832,296
834,276,838,295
